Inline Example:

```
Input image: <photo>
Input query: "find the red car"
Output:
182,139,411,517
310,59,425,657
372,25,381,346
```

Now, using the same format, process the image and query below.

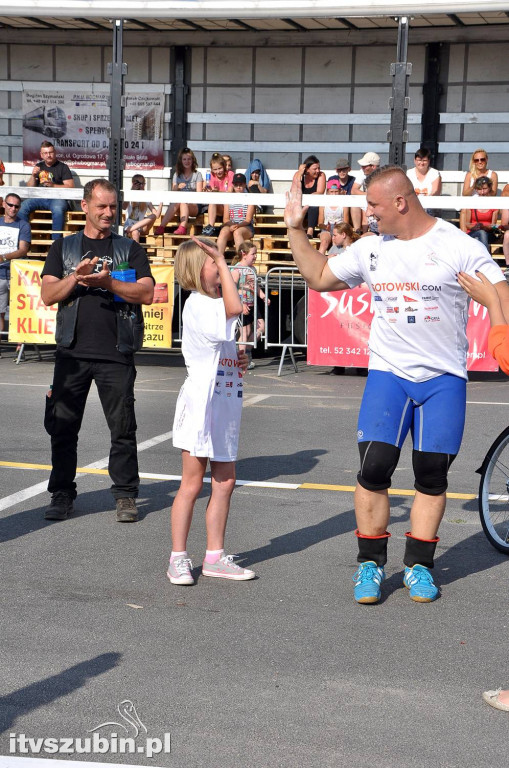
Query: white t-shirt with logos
327,218,505,382
173,291,243,461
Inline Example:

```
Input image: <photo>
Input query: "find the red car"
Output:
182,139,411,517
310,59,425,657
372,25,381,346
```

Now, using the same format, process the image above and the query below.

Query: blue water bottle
111,261,136,302
205,170,211,186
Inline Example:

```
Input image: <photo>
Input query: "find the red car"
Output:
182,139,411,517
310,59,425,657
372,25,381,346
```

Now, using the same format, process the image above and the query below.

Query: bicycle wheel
478,427,509,555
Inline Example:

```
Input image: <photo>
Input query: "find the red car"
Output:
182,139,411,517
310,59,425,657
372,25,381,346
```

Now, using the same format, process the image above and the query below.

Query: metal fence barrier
264,266,307,375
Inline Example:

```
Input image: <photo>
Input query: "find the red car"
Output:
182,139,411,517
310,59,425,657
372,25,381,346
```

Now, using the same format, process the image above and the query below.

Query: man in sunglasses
0,193,31,356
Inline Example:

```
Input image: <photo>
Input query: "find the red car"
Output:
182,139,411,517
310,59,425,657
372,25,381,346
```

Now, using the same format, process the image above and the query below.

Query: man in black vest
41,178,154,523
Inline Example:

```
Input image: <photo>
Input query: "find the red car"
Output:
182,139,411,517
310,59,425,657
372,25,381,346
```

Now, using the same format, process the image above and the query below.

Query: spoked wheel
478,427,509,555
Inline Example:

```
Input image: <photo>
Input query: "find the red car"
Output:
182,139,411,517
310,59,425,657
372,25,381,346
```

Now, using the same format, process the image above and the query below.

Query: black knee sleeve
357,441,401,492
412,450,456,496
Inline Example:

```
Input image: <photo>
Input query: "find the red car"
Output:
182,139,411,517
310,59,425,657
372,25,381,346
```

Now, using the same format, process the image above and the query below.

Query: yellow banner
9,259,57,344
8,260,174,348
142,264,174,349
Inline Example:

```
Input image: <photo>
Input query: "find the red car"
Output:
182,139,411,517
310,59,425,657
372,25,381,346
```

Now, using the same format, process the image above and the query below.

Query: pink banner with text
307,286,498,372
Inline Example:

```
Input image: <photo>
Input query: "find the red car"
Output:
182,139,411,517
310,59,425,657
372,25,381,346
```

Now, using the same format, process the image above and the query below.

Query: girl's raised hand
457,270,499,308
191,235,225,264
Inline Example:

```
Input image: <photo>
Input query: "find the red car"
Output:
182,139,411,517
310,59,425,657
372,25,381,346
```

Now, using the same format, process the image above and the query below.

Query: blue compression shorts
357,370,466,455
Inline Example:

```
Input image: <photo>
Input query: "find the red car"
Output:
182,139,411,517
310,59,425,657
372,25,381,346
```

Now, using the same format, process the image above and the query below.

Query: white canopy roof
1,0,508,20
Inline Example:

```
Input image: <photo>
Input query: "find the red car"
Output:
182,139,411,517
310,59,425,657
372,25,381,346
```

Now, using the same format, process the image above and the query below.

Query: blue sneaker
403,564,439,602
352,561,385,604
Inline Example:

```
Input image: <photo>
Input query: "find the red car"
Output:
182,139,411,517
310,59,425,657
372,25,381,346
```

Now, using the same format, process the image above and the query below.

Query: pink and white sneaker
202,554,255,581
173,225,187,235
167,556,194,585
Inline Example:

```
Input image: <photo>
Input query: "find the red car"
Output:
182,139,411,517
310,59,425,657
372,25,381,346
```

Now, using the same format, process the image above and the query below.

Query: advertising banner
142,264,174,350
9,261,174,350
9,259,57,344
307,286,498,372
22,90,164,170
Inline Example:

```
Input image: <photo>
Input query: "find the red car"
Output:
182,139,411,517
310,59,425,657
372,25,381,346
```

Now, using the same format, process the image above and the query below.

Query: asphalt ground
1,345,508,768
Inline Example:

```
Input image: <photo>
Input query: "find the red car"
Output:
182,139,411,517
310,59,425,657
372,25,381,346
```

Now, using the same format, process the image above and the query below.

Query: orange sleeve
488,325,509,374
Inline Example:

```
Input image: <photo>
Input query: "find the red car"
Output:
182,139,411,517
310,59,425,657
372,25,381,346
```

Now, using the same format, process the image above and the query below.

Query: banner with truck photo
8,260,174,350
307,285,498,372
22,89,164,170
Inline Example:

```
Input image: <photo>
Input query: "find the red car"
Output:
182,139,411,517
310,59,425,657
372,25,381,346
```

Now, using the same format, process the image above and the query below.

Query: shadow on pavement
0,652,121,735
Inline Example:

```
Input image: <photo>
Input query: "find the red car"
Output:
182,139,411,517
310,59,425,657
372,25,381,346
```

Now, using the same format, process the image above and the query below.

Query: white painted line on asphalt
243,394,271,406
0,758,163,768
0,431,174,513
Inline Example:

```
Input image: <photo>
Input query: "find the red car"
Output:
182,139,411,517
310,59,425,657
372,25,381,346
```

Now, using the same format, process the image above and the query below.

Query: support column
388,16,411,170
171,46,189,166
421,42,445,164
108,19,126,229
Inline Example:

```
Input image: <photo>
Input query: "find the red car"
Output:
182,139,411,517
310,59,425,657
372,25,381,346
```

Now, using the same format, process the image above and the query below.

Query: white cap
358,152,381,167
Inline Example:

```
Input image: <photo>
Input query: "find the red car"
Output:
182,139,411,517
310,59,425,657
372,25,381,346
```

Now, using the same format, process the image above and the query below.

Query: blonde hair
469,148,488,178
174,238,215,295
231,239,256,266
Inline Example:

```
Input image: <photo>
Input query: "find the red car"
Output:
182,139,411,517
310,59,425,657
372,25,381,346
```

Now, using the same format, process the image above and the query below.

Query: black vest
55,230,144,354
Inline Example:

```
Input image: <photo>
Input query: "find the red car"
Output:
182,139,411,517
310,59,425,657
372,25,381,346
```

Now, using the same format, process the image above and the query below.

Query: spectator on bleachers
407,147,442,198
245,159,271,194
223,154,234,173
350,151,380,233
18,141,74,240
245,158,270,214
202,152,234,237
327,221,359,256
462,149,498,197
155,148,203,236
123,175,162,242
460,175,500,251
0,193,31,356
317,182,348,255
292,155,326,239
216,173,255,255
327,157,356,194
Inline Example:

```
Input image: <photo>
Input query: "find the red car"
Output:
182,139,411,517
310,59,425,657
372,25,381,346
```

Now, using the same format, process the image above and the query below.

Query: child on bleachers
155,147,203,236
202,153,234,236
317,182,347,254
123,175,162,242
216,174,255,255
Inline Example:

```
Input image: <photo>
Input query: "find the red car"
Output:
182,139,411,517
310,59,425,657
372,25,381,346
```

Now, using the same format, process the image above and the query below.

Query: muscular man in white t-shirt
285,166,509,604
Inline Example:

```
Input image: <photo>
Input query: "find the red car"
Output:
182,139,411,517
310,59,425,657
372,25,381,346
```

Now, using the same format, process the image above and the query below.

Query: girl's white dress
173,292,243,461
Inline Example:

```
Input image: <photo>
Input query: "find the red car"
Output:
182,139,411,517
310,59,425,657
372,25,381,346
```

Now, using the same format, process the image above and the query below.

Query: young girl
317,183,347,254
123,175,162,242
230,240,268,367
155,147,203,236
202,152,235,236
327,221,359,256
168,237,255,585
216,173,256,255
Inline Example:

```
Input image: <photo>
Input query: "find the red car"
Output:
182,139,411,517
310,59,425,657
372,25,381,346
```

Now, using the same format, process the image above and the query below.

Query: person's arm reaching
284,176,350,293
192,236,242,318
